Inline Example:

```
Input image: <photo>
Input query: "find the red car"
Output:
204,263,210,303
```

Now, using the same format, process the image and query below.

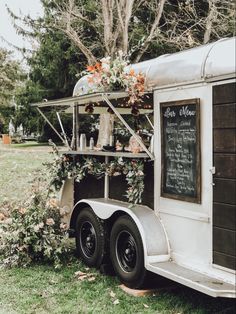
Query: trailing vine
45,143,145,206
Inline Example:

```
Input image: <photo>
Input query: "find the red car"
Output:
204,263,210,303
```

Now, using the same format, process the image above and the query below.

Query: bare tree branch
204,0,216,43
134,0,167,62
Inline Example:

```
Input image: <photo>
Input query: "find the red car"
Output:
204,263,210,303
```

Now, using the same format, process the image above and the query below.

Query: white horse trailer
33,37,236,298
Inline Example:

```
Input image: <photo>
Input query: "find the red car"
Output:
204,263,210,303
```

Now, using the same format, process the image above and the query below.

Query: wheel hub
116,230,137,273
80,221,97,258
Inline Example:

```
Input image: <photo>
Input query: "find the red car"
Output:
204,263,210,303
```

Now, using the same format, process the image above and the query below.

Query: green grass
0,149,52,207
0,148,235,313
0,262,235,314
10,141,49,148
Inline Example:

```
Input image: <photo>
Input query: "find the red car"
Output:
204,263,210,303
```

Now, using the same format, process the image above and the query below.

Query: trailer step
147,261,236,298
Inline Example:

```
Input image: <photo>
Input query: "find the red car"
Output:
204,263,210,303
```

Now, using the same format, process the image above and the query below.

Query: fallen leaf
49,280,57,285
74,271,86,277
87,273,96,277
113,299,119,305
143,304,149,308
110,291,116,298
78,275,88,281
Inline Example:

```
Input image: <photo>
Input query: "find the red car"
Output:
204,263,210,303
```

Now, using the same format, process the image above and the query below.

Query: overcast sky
0,0,43,60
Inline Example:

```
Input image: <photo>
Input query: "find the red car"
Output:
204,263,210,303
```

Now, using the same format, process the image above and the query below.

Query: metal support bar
145,114,154,129
104,156,109,199
102,94,154,160
75,105,80,149
56,112,70,149
71,105,76,149
37,108,65,144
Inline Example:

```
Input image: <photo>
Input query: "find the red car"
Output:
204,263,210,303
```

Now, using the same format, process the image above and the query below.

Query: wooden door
213,82,236,270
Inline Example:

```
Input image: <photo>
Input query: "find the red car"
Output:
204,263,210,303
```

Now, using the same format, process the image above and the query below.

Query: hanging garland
45,144,145,206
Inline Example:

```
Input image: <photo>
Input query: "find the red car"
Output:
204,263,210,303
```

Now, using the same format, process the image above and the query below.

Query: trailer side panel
213,82,236,270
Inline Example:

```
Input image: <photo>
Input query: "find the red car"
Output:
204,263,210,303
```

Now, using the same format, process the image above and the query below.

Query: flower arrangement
0,184,71,269
82,51,146,105
46,144,145,206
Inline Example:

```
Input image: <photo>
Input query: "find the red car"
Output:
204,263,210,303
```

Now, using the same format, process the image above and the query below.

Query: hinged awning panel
32,92,136,108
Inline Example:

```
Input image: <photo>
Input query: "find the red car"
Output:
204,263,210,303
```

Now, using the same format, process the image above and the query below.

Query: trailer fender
59,179,74,224
74,198,170,264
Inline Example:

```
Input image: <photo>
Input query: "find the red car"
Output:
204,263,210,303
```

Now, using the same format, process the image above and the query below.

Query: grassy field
0,145,52,209
0,145,235,314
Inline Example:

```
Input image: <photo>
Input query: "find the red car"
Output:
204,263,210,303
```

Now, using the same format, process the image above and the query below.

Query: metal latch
210,167,216,186
209,167,216,175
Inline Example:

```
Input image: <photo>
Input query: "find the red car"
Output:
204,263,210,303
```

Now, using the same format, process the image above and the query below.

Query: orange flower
95,62,102,71
86,65,96,72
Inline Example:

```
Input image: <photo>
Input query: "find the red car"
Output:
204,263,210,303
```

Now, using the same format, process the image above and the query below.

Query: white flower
34,225,40,232
113,172,121,177
101,56,111,64
38,222,44,229
34,222,44,232
127,171,133,178
101,62,110,72
4,218,12,225
137,170,144,176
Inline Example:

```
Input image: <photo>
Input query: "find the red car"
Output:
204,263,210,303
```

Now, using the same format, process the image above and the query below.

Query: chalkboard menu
160,99,201,203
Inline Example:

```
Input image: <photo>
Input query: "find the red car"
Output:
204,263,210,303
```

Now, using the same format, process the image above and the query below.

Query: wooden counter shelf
61,149,150,159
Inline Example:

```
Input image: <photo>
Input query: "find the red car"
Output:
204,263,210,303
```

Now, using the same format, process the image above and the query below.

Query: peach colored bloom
46,218,55,226
19,207,27,215
60,223,68,230
49,198,58,208
129,69,135,76
0,213,5,221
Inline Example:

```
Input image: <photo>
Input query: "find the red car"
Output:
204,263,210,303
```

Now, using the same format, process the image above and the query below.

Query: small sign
160,99,201,203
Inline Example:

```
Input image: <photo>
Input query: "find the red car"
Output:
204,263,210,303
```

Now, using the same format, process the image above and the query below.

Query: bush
0,187,71,269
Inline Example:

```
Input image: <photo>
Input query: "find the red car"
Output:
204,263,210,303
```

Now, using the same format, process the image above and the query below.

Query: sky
0,0,43,60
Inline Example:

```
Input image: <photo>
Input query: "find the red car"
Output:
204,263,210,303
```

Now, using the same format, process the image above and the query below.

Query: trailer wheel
75,207,108,268
110,215,146,288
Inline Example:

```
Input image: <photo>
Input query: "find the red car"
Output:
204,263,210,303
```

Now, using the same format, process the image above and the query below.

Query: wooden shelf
61,149,150,159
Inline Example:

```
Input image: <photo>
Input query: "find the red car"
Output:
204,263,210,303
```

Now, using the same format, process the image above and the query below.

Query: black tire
75,207,108,268
110,215,146,289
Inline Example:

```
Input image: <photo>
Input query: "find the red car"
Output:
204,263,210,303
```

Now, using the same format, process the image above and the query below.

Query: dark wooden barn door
213,82,236,270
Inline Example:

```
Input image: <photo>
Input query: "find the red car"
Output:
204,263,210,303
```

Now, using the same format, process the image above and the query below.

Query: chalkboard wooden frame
160,98,201,203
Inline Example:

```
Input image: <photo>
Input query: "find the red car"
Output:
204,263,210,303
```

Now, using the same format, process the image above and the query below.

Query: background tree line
0,0,234,139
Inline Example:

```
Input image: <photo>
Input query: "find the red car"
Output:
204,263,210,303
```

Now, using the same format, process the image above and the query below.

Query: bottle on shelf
89,137,94,150
80,133,86,150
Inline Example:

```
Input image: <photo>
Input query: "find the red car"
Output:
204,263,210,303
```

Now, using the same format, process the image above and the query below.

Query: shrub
0,185,71,269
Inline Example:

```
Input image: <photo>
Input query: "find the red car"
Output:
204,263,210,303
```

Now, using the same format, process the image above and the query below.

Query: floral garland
81,51,145,106
46,143,145,206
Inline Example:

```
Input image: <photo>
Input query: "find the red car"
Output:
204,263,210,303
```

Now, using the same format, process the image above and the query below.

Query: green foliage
0,107,15,134
46,142,145,205
0,49,26,133
0,188,71,269
0,48,25,107
28,31,81,100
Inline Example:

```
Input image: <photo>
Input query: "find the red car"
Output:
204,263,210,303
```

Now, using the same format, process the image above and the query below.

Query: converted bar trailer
33,37,236,298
